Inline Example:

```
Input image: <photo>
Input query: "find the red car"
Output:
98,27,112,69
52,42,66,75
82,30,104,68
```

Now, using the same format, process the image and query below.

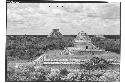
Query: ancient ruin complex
61,31,105,55
33,29,105,69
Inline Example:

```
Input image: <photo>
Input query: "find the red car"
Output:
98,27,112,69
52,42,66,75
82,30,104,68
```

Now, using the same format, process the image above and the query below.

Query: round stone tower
74,31,92,50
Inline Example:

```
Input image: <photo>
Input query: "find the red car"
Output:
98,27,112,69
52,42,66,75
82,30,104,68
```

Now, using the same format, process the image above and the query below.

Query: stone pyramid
47,29,63,39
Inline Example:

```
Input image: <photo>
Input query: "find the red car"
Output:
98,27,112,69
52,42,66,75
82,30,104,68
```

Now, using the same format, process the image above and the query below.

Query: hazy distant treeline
6,35,120,39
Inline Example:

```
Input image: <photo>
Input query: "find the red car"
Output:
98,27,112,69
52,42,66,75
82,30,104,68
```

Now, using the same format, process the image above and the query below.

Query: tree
80,57,111,75
60,68,69,76
81,60,94,75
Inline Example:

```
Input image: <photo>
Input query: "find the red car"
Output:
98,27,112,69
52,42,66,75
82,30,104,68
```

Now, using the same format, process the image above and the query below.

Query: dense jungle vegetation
6,35,120,82
6,35,120,60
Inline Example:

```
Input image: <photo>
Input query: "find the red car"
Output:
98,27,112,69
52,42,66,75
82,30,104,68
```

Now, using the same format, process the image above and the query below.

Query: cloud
86,3,120,19
7,3,120,35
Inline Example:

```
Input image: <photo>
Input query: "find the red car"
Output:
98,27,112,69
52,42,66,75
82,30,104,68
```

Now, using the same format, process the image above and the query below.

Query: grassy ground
44,50,120,62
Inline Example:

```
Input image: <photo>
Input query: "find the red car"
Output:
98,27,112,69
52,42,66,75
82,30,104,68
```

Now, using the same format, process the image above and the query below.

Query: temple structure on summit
61,31,105,55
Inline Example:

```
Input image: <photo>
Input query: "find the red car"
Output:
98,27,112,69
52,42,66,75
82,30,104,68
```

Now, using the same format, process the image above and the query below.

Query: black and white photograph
6,2,120,82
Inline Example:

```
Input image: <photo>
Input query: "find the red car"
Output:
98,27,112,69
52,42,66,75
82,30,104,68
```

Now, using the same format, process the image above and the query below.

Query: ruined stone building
61,31,105,55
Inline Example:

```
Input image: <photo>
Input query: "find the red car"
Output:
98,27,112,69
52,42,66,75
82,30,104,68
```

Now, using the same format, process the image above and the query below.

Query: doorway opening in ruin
86,46,88,49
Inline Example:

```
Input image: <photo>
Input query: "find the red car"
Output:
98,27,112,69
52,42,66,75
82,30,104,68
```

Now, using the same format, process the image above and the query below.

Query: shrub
99,70,120,82
80,73,98,82
80,57,111,75
48,69,61,81
60,68,69,76
7,66,49,82
65,72,80,81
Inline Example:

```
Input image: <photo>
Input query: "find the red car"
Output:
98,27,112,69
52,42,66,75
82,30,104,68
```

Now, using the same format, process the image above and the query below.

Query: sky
7,2,120,35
